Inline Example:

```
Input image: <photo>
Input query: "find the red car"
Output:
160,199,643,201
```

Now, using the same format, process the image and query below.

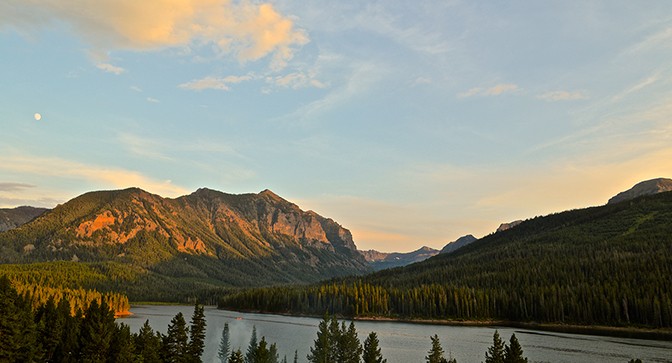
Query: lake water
118,305,672,363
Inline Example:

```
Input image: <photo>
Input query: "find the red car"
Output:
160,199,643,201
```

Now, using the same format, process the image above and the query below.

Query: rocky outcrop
440,234,477,254
608,178,672,205
0,206,48,232
496,220,523,233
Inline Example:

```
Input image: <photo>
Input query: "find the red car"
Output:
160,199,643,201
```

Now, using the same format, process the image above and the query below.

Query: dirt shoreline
219,308,672,341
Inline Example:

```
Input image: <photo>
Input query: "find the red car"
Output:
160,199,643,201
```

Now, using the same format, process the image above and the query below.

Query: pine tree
229,349,245,363
134,320,162,363
0,277,37,362
246,325,259,363
269,342,279,363
307,315,333,363
35,297,65,361
255,337,272,363
503,333,527,363
188,304,207,362
426,334,448,363
79,299,116,362
54,305,81,363
162,312,189,363
338,322,362,363
362,331,387,363
219,323,231,363
293,350,298,363
485,330,505,363
109,323,135,363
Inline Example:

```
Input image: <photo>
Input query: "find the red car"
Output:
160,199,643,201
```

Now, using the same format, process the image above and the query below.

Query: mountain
0,187,370,301
0,206,48,232
220,189,672,330
439,234,477,254
359,246,439,271
608,178,672,204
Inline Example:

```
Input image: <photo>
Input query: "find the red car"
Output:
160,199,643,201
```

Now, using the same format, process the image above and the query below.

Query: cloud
538,90,588,101
267,71,327,90
179,74,254,91
146,97,160,103
0,155,188,198
96,62,125,75
1,0,308,69
458,83,519,98
0,182,35,192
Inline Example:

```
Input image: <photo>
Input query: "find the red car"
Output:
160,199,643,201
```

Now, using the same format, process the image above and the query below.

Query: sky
1,1,672,253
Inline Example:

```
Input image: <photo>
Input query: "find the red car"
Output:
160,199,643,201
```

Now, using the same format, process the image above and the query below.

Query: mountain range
0,206,47,232
0,187,369,300
359,246,439,271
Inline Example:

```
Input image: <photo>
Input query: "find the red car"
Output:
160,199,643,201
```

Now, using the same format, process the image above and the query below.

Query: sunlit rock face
608,178,672,205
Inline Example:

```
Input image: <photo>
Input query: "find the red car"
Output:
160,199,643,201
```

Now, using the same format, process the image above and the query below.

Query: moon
34,113,42,121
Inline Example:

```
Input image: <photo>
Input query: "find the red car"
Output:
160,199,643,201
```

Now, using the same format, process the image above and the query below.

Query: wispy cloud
0,182,35,192
538,90,588,101
179,75,254,91
1,0,308,70
267,71,327,90
96,63,125,75
146,97,160,103
0,155,188,197
458,83,519,98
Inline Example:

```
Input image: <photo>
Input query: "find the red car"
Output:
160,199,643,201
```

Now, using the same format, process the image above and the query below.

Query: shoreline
217,308,672,341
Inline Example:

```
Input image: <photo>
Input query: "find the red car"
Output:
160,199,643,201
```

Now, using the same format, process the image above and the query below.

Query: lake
118,305,672,363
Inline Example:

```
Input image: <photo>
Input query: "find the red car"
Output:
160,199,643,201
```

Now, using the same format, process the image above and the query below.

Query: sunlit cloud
179,74,254,91
96,62,125,75
538,90,588,101
0,155,188,198
1,0,308,70
458,83,519,98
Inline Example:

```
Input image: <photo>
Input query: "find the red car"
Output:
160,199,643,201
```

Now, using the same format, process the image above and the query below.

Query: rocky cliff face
496,220,523,233
0,187,369,286
608,178,672,205
0,206,48,232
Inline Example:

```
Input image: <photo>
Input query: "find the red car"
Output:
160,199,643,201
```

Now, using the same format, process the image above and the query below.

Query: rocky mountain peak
608,178,672,204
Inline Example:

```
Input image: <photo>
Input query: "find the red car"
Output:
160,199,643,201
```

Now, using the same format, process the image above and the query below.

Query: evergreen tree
218,323,231,363
229,349,245,363
504,333,527,363
293,350,298,363
269,342,280,363
362,331,387,363
188,304,207,362
307,315,333,363
109,323,136,363
0,276,37,362
134,320,162,363
79,299,116,362
35,297,65,362
338,322,362,363
54,306,81,363
246,325,259,363
162,312,189,363
426,334,448,363
255,337,272,363
485,330,505,363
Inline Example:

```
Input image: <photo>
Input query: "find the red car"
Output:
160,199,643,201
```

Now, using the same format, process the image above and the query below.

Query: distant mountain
359,246,439,271
0,187,370,301
439,234,477,254
608,178,672,204
0,206,48,232
496,220,522,232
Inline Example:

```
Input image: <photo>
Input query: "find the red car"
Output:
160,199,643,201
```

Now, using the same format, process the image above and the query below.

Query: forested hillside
220,192,672,329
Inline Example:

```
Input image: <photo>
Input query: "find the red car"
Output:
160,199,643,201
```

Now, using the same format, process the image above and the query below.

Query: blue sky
1,1,672,252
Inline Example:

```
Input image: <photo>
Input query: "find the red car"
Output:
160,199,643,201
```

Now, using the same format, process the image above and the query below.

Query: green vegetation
220,192,672,329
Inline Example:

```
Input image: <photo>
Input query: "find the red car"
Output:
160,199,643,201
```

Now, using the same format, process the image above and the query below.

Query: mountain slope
0,187,369,300
439,234,477,254
608,178,672,204
0,206,48,232
359,246,439,271
220,190,672,329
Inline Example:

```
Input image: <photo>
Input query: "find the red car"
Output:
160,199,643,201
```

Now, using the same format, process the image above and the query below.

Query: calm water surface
118,305,672,363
